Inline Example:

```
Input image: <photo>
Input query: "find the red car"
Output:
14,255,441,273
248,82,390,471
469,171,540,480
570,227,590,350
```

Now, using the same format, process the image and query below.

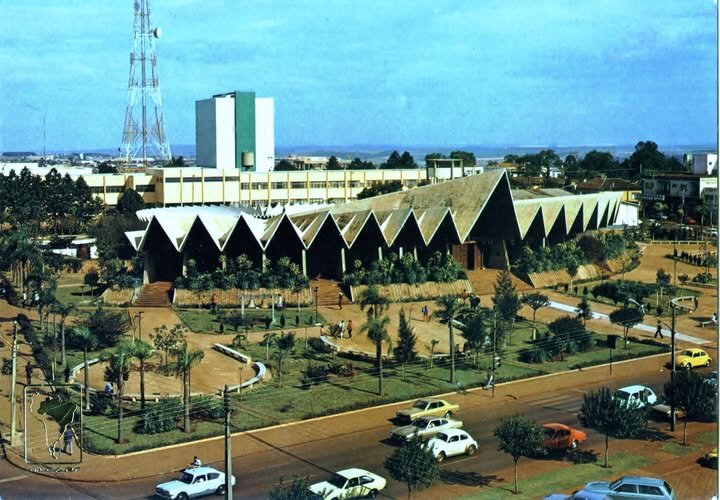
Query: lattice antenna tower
120,0,171,166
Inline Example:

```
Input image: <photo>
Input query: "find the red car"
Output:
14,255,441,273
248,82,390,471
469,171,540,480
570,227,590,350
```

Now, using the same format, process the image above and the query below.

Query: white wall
255,98,275,172
615,202,639,226
692,153,718,175
195,99,217,168
215,96,236,170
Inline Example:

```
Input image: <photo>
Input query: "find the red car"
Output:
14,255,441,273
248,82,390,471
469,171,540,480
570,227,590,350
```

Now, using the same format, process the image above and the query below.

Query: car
675,348,712,369
703,371,718,391
390,416,463,442
427,429,478,462
308,468,386,499
581,476,675,499
543,423,587,451
613,385,657,409
395,398,459,424
544,491,610,500
702,448,718,469
155,466,235,499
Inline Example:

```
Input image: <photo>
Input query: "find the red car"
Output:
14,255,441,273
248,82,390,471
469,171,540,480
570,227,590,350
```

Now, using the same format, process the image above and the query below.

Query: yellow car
675,348,712,369
703,448,718,469
395,399,459,424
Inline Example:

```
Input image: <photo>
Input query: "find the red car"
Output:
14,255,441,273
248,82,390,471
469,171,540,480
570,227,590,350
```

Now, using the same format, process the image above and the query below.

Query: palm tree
131,340,156,410
358,285,390,320
360,315,391,396
100,341,135,443
433,295,466,384
163,341,205,433
55,302,75,367
72,326,98,411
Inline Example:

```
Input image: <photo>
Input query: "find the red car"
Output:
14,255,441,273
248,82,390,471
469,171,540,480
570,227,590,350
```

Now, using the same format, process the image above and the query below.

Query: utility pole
223,385,233,500
492,309,497,399
10,321,19,445
669,304,677,432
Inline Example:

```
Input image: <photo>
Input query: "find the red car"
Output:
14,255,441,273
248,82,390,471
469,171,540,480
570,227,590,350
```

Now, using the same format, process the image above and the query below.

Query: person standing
22,291,27,308
25,363,34,385
63,426,74,455
338,292,343,310
347,320,353,339
654,321,664,339
483,368,494,390
339,320,345,339
211,291,218,313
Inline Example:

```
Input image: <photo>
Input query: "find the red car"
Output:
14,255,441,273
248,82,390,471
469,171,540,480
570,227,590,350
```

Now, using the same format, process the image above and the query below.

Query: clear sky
0,0,717,152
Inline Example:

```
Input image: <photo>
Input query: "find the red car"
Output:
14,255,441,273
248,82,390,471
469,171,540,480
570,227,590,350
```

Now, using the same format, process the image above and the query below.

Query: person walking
483,368,494,390
347,320,353,339
654,321,664,339
62,426,74,455
338,292,343,310
25,363,34,385
22,291,27,308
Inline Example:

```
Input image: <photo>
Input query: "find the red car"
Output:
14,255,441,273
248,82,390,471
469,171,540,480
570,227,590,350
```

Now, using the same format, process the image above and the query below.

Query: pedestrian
33,291,39,307
277,294,283,310
191,456,202,468
347,320,353,339
483,368,494,390
105,382,114,397
713,312,718,324
338,292,343,310
22,291,27,308
421,305,428,322
25,363,34,385
339,320,345,339
211,291,218,313
654,321,664,339
62,426,74,455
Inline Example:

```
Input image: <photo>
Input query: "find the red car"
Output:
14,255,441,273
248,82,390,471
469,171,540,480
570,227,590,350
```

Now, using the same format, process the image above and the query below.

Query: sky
0,0,717,152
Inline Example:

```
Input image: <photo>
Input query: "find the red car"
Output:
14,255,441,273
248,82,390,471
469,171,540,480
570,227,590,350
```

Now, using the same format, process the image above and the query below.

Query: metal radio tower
120,0,171,166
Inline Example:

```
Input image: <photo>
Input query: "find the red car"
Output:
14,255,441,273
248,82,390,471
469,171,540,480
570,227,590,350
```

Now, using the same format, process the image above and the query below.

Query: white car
390,416,463,443
427,429,478,462
613,385,657,409
308,468,386,499
155,466,235,499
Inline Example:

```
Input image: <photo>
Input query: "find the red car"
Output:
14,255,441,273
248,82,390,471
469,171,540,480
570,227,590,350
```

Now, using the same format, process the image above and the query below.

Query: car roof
416,415,441,422
616,385,650,393
439,428,468,437
184,466,219,475
417,398,442,403
543,423,570,431
682,348,706,354
615,476,666,486
337,468,372,478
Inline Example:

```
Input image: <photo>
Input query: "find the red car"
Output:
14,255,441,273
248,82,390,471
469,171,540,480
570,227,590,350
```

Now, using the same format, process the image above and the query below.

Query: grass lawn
53,272,99,310
176,307,325,334
459,452,654,499
661,441,700,456
697,431,717,446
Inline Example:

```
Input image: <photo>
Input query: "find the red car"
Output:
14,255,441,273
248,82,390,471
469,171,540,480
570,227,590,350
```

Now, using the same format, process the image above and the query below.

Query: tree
100,341,135,443
83,308,131,348
55,302,75,368
663,369,716,445
271,332,296,381
273,159,296,171
97,161,117,174
356,180,403,200
609,303,644,349
84,269,99,296
72,326,98,411
493,415,546,494
492,270,522,345
325,156,342,170
522,292,549,339
269,475,315,500
380,150,402,169
461,312,488,370
150,324,186,364
580,386,648,467
360,315,391,396
578,150,619,178
394,309,417,380
131,340,156,410
655,268,671,303
115,188,145,216
450,151,476,167
348,157,375,170
547,316,591,360
567,263,579,294
384,435,439,499
433,295,466,384
162,340,205,433
576,296,593,326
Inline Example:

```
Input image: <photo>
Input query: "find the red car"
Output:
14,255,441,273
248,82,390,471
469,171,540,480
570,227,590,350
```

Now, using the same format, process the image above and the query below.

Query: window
251,182,267,190
241,183,250,190
449,436,459,443
459,434,467,441
106,186,123,193
329,181,344,188
194,475,207,484
225,176,239,182
309,181,326,189
290,181,306,189
348,478,359,487
164,177,181,183
638,485,664,496
90,187,104,193
208,473,219,480
204,176,223,182
615,483,638,493
271,182,287,189
135,184,155,192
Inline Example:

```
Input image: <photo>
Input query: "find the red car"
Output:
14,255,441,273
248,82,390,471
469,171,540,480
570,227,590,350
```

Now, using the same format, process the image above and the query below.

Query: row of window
91,185,155,194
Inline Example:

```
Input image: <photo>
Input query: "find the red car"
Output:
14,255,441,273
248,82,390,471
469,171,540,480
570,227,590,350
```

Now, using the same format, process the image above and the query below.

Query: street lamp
314,286,319,322
136,311,144,341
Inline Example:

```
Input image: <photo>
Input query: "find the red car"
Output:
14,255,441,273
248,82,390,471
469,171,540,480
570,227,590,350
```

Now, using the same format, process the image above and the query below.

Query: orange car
543,423,587,450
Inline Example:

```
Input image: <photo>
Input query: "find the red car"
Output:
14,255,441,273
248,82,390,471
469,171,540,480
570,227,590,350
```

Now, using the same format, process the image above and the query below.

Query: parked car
395,398,459,424
390,416,463,442
543,423,587,451
581,476,675,499
675,348,712,369
308,468,386,499
703,371,718,391
702,449,718,470
544,491,610,500
613,385,657,409
155,466,235,499
427,429,478,462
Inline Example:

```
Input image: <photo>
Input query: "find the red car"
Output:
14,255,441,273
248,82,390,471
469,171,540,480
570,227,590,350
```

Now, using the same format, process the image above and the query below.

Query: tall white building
195,91,275,172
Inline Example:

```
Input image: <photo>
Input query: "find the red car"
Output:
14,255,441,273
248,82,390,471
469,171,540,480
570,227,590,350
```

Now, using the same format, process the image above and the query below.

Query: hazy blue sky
1,0,717,152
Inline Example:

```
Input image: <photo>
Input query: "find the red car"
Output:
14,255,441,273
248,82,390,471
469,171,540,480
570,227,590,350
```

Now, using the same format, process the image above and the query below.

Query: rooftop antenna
120,0,171,167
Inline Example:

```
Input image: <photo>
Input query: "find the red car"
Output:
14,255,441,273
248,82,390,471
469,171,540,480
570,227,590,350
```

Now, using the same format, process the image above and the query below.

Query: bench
212,343,252,364
698,318,717,328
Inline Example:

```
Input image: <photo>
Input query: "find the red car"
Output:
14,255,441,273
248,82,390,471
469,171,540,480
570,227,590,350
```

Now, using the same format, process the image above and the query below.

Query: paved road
1,357,705,499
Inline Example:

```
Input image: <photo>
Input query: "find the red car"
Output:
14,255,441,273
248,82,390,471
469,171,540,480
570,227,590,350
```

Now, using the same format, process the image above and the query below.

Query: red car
543,423,587,450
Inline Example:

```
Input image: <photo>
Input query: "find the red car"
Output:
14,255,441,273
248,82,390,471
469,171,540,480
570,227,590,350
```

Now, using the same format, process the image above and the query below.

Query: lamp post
10,321,18,445
314,286,319,323
136,311,144,341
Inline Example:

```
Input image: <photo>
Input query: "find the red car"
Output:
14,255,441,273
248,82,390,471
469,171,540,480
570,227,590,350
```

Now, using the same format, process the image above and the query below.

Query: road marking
528,394,573,406
0,474,27,484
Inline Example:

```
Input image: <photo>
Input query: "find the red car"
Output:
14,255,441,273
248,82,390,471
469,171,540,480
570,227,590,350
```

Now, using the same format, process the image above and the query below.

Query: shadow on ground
439,469,499,487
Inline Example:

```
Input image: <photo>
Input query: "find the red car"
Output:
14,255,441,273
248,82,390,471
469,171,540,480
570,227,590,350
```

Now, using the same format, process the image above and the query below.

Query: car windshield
178,472,194,484
543,428,555,437
609,479,624,490
327,475,348,489
412,401,428,409
435,432,449,442
413,420,429,429
663,481,672,495
613,391,630,400
680,350,693,356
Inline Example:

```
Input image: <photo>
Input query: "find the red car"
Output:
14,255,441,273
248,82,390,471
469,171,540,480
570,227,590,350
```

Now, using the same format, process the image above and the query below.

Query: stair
310,278,346,307
465,269,533,296
134,281,173,308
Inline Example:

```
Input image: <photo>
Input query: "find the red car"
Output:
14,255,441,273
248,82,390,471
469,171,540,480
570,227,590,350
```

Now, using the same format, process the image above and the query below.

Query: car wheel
569,440,579,450
444,411,453,418
436,451,446,463
466,444,477,456
706,360,712,367
683,363,691,370
216,484,227,496
177,493,189,500
368,488,378,498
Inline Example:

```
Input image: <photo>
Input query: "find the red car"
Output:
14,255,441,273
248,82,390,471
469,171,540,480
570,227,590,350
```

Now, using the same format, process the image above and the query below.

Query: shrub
190,395,225,420
136,398,181,434
89,393,114,416
328,362,354,377
1,358,12,375
302,362,329,386
308,337,332,353
519,345,554,363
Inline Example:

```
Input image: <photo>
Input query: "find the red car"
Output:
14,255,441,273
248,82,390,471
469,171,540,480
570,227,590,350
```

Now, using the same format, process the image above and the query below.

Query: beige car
395,398,459,424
